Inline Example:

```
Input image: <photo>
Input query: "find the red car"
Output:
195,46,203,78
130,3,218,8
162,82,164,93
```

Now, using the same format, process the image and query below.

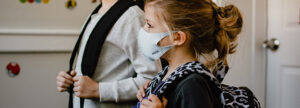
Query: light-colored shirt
73,5,160,108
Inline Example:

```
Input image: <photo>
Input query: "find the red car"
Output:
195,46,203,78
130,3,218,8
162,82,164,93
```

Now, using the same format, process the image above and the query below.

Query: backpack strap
67,4,101,108
82,0,136,79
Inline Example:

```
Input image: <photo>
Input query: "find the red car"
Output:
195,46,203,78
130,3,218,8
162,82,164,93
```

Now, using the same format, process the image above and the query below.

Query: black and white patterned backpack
212,62,261,108
219,84,260,108
145,61,261,108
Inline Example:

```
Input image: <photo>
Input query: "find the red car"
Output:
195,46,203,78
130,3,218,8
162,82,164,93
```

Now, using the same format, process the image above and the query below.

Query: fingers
73,76,81,82
73,79,83,97
73,87,81,97
137,86,144,101
57,80,71,88
140,80,151,98
70,70,76,77
140,86,146,97
72,76,82,97
162,96,168,107
141,98,151,107
136,92,141,101
140,104,147,108
140,103,149,108
57,87,67,92
139,80,151,100
56,71,75,92
73,85,81,92
73,76,91,89
140,95,164,108
72,76,83,92
57,75,73,85
73,76,83,89
59,71,73,80
72,76,99,99
73,78,81,87
148,94,160,103
144,80,151,89
57,86,67,92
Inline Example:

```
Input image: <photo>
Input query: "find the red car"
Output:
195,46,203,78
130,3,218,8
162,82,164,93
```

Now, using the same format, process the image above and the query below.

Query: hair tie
213,7,222,17
218,7,222,14
213,8,218,17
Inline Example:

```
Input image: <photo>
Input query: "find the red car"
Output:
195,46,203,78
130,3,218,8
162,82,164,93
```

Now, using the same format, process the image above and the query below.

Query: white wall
0,53,70,108
0,0,97,32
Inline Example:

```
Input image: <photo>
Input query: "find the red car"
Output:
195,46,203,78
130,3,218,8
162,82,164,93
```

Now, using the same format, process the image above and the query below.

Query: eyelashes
147,22,153,28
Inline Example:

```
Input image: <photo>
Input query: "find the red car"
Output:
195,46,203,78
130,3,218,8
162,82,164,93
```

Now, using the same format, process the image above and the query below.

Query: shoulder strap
68,4,101,74
67,4,101,108
81,0,136,77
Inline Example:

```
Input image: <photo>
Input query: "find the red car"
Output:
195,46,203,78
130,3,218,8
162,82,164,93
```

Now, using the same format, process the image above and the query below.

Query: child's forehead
144,6,157,19
144,6,163,24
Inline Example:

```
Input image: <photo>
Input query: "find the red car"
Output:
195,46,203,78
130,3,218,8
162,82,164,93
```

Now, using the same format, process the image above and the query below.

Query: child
56,0,158,108
135,0,243,108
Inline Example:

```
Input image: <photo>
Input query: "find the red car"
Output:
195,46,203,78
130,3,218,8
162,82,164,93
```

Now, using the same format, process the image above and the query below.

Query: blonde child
135,0,243,108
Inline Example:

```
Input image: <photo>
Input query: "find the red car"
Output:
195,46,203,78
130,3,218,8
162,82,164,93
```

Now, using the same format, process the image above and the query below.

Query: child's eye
147,23,153,28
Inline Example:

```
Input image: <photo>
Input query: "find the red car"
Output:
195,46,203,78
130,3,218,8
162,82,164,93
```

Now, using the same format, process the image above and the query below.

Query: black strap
68,0,136,108
67,4,101,108
81,0,136,78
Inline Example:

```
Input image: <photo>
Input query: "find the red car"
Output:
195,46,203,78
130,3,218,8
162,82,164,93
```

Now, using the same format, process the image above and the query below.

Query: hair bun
218,4,243,42
214,4,243,66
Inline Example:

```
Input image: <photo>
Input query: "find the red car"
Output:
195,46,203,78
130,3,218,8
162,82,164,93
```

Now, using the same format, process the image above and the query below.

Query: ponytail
214,4,243,67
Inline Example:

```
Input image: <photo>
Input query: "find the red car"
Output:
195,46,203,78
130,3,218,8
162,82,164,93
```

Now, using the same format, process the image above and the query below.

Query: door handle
263,38,280,51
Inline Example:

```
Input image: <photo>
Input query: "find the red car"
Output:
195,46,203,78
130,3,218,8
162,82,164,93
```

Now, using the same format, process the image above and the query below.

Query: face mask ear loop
154,31,171,47
158,31,180,48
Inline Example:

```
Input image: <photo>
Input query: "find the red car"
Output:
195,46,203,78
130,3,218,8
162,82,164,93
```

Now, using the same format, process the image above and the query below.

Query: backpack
146,61,261,108
220,84,261,108
210,62,261,108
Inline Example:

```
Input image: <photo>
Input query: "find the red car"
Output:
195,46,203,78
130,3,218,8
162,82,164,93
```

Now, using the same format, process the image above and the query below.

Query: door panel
267,0,300,107
281,66,300,108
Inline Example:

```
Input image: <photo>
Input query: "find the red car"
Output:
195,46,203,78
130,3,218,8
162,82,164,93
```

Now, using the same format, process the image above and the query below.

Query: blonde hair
145,0,243,70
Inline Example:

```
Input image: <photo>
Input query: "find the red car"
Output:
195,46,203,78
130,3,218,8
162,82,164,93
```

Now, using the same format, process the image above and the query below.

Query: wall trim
0,29,80,36
0,30,78,53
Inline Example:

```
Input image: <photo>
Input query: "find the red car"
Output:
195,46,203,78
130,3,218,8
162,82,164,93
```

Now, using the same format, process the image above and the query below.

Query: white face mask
138,28,174,61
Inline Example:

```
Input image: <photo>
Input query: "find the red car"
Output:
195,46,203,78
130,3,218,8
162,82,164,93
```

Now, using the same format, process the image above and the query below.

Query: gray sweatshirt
73,5,160,108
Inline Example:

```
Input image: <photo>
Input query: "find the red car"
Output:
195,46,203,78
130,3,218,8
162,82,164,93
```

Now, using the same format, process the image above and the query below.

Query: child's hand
140,94,168,108
56,70,76,92
137,80,151,101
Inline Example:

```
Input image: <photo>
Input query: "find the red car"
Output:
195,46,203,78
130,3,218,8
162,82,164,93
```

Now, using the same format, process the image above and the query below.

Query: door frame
252,0,267,107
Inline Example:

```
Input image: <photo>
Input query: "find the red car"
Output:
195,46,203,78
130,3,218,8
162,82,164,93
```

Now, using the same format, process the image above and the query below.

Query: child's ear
172,31,187,46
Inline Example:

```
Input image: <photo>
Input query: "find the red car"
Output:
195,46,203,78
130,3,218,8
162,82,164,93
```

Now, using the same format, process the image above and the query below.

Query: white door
266,0,300,108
